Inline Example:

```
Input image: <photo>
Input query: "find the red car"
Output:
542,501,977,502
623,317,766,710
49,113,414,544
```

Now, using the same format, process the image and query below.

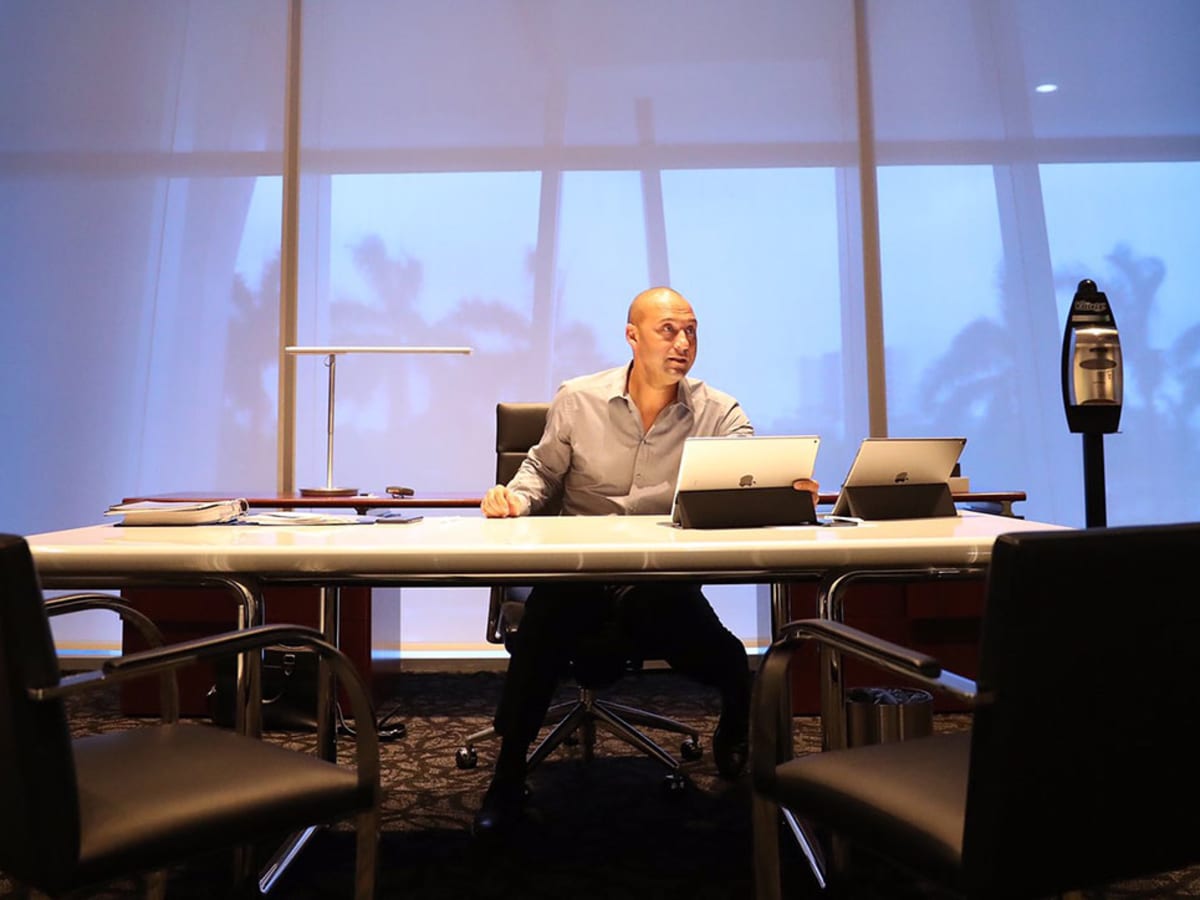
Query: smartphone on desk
374,511,423,524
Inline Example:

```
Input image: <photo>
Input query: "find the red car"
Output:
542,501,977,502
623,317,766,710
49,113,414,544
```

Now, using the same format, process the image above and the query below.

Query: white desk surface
27,511,1069,585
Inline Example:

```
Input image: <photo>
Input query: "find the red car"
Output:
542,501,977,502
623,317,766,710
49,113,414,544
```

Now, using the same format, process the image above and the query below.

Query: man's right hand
792,478,820,507
481,485,524,518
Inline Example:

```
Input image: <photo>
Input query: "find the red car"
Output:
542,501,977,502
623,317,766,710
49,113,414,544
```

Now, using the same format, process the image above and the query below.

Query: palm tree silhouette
319,234,610,490
918,242,1198,523
914,264,1029,479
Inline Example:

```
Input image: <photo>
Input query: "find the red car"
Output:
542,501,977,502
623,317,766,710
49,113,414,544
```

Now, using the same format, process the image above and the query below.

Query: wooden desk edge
123,492,484,511
124,490,1026,516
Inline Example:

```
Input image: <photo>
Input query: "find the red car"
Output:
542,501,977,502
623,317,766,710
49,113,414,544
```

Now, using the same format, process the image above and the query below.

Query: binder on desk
105,498,248,526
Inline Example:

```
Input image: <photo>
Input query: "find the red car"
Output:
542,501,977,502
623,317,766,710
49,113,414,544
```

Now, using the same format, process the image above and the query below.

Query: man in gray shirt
473,286,818,837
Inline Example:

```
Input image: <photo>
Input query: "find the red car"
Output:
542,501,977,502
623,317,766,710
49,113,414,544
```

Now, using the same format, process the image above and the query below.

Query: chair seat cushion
771,731,969,884
70,723,370,886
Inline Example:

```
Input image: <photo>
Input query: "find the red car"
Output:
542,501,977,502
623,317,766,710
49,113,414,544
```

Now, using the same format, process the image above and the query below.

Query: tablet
670,434,821,528
831,437,966,518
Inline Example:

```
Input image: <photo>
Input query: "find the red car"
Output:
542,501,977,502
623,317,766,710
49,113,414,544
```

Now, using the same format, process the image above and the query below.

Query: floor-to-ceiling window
4,0,1197,658
870,0,1200,528
0,1,288,652
295,0,859,655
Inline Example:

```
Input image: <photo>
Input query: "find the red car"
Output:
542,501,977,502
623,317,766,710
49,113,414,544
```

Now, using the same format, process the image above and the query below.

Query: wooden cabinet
118,586,373,716
787,579,984,713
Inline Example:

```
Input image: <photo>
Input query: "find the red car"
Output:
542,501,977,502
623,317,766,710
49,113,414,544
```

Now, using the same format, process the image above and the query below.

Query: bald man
474,287,818,837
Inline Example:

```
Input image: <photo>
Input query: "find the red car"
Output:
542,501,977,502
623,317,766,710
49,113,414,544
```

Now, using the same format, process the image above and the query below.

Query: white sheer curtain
870,0,1200,528
294,0,859,656
3,0,1197,658
0,1,287,650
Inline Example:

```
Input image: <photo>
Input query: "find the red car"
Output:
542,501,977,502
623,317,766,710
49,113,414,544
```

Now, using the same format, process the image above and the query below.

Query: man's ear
625,323,637,346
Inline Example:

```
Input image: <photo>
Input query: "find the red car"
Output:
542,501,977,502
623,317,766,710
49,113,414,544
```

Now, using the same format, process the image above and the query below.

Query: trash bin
845,686,934,747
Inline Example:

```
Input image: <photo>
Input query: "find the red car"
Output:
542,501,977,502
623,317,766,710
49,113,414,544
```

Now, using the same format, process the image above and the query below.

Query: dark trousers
493,582,750,752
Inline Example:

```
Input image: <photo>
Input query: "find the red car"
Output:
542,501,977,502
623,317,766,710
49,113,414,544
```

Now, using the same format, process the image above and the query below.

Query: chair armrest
781,619,943,676
750,618,976,791
776,617,978,698
44,592,180,722
31,624,381,790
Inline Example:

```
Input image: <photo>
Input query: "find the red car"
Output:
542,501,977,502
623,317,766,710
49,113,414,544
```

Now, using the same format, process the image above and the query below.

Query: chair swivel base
456,688,702,791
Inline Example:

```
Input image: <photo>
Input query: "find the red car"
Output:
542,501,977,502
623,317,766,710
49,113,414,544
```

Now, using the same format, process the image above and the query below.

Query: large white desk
27,511,1067,735
28,511,1064,585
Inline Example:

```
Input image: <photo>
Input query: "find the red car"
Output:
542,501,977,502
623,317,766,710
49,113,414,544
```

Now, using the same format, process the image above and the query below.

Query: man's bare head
625,287,698,389
627,287,690,326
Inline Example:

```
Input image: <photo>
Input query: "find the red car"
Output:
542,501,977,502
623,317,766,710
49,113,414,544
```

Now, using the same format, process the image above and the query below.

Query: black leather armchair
751,522,1200,899
455,402,701,789
0,533,381,899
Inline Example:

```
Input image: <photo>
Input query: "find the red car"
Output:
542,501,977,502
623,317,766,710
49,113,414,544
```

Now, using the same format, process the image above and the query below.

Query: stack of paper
105,499,249,526
242,511,374,526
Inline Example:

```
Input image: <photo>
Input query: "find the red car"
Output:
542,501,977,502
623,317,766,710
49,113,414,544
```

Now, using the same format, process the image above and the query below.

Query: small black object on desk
374,511,423,524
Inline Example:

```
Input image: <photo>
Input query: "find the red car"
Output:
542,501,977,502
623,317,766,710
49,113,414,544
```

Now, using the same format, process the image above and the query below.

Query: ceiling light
1034,83,1059,94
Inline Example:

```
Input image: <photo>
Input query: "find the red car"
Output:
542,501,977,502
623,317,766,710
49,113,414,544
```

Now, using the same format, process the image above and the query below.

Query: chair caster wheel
680,737,703,761
455,746,478,769
662,772,687,794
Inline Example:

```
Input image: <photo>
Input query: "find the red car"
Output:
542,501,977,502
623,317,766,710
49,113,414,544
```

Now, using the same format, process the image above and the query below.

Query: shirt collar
611,362,696,412
604,363,632,401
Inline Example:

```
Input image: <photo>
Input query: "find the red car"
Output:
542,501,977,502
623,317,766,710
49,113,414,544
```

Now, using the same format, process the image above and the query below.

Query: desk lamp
286,345,472,497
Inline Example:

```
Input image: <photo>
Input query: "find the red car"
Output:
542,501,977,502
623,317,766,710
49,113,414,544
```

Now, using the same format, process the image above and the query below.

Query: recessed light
1034,83,1059,94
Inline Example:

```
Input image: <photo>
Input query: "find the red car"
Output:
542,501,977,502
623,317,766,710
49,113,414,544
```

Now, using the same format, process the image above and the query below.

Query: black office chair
0,533,381,899
751,522,1200,900
455,401,701,790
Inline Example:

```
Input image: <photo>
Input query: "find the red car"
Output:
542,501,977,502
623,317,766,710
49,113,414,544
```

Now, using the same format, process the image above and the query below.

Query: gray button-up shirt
508,364,753,516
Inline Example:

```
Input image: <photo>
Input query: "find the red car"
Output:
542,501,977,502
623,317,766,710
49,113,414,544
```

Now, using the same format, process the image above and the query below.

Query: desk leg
211,577,263,887
317,585,341,762
769,581,790,639
815,571,848,752
218,577,264,740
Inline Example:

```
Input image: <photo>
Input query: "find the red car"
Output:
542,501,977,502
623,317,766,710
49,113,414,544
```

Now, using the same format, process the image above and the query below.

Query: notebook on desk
670,434,821,529
831,437,966,519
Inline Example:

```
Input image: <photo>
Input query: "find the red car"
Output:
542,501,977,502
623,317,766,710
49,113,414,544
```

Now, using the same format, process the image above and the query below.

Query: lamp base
299,485,359,498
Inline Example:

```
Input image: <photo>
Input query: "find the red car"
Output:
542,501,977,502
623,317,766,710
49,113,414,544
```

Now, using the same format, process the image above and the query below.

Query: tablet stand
836,483,956,520
674,487,817,529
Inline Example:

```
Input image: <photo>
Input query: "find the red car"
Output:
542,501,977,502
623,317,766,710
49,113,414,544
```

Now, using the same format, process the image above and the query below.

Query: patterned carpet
4,670,1200,899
